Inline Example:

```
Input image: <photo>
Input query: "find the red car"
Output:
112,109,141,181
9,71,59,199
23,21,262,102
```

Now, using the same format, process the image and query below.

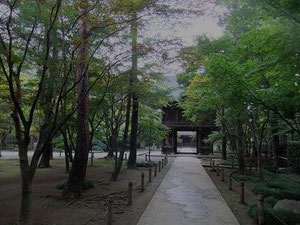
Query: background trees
179,0,300,177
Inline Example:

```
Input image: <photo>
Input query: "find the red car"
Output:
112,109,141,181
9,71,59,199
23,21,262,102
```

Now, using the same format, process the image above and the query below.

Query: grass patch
56,180,94,190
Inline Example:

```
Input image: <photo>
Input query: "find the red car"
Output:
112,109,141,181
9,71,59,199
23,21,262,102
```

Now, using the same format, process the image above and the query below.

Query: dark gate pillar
172,129,177,154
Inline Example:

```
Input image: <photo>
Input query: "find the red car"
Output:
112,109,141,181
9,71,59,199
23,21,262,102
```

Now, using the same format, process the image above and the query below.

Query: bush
248,203,300,225
56,180,94,190
252,177,300,200
136,161,156,168
252,182,279,197
232,172,260,183
264,196,279,207
287,141,300,173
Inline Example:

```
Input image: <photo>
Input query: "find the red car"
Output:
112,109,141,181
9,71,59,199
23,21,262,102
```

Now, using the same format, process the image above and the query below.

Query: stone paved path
137,157,240,225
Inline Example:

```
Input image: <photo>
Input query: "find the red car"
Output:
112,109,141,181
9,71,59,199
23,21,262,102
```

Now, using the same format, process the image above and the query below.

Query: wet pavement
137,157,240,225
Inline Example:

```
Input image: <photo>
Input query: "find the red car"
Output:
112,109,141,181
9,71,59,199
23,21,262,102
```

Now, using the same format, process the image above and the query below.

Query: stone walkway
137,157,240,225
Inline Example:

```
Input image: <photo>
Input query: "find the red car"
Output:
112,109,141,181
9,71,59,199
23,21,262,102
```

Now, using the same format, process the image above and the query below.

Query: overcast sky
143,1,227,97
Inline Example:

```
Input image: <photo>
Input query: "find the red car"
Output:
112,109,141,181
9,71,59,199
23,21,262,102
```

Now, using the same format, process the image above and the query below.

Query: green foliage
56,180,94,190
52,136,65,149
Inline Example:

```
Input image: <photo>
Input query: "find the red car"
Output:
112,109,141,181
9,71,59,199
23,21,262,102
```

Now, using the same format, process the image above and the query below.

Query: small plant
56,180,94,190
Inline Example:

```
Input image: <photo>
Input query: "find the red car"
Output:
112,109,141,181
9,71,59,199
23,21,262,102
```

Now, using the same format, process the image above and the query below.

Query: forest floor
0,156,171,225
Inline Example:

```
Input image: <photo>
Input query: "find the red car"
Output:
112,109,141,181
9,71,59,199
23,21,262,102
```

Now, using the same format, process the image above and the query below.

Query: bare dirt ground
203,160,257,225
0,157,171,225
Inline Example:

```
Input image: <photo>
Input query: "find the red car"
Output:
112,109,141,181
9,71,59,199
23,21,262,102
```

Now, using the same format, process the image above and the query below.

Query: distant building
161,102,215,155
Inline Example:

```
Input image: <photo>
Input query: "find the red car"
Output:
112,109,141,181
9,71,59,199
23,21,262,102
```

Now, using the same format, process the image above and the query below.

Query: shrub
252,178,300,200
264,196,279,207
136,161,156,168
252,182,279,197
56,180,94,190
232,172,260,183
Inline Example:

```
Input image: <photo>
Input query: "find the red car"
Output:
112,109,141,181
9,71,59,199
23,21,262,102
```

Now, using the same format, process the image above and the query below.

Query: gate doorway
177,131,197,154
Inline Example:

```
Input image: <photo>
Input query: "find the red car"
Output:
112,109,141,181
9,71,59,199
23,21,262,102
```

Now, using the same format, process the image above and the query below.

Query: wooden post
216,165,220,176
221,169,225,182
128,182,133,206
141,173,145,192
229,173,232,190
257,195,265,225
149,168,152,183
162,159,164,168
240,182,245,204
90,152,94,166
154,164,157,176
159,161,161,172
107,197,113,225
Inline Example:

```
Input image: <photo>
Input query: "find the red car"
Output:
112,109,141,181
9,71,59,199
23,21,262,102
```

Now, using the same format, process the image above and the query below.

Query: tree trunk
106,136,115,158
221,136,227,160
111,94,131,181
63,0,89,198
61,128,73,173
271,113,279,168
251,116,264,181
236,119,245,172
19,176,32,225
128,12,139,169
38,141,53,168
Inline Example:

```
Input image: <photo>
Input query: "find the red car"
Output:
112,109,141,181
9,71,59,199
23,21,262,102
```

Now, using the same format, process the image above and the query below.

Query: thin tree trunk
271,112,279,169
61,129,71,173
111,95,131,181
221,127,227,160
128,12,139,169
236,119,245,172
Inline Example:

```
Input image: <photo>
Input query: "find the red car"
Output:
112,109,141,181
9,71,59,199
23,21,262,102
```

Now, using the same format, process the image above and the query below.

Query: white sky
142,1,227,97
